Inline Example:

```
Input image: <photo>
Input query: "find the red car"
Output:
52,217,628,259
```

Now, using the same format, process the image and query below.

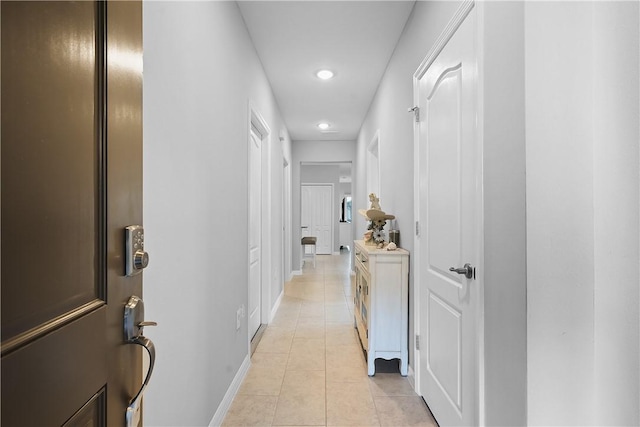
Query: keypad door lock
125,225,149,276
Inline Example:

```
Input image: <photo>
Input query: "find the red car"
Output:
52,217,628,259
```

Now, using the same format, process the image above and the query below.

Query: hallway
222,253,436,426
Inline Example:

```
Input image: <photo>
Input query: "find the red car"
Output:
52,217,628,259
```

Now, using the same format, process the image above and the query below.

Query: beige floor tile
326,363,370,384
328,300,350,308
326,381,380,426
325,323,356,334
286,346,326,371
301,293,325,302
272,392,326,426
270,317,299,329
270,311,300,328
250,352,290,369
373,396,437,427
281,369,325,390
326,329,360,347
326,345,365,366
297,315,325,325
291,337,325,352
276,310,301,318
368,373,417,397
222,395,278,426
238,366,285,396
255,328,295,353
299,303,325,318
324,271,351,279
279,303,302,309
225,254,435,427
300,282,326,290
273,371,326,425
292,274,323,283
294,323,325,339
324,295,348,305
324,282,346,291
325,312,354,323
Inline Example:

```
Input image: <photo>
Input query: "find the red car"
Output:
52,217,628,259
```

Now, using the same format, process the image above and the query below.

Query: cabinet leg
368,356,376,376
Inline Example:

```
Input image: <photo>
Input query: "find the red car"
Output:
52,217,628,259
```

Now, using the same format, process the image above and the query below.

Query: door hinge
415,221,420,237
415,334,420,350
408,106,420,122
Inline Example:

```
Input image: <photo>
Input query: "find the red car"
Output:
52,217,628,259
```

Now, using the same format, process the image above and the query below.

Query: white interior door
416,7,478,426
248,124,262,338
301,184,333,255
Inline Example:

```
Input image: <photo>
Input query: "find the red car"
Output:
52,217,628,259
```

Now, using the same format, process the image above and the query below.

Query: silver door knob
449,263,474,279
133,250,149,270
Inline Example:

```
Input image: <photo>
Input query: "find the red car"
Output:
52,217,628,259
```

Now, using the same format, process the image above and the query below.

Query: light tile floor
222,253,438,427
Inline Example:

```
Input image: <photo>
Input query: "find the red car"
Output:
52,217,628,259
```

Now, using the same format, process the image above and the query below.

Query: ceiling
237,1,416,141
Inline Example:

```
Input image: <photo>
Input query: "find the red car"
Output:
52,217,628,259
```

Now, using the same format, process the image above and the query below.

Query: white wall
526,2,639,425
356,1,528,425
359,2,640,425
480,2,528,425
292,141,356,269
357,4,528,425
142,2,291,425
140,1,639,425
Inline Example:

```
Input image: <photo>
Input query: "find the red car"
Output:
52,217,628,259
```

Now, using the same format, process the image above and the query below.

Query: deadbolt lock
125,225,149,276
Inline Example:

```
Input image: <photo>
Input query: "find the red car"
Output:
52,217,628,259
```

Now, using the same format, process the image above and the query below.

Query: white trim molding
247,100,272,351
413,0,475,80
270,289,284,322
208,355,251,427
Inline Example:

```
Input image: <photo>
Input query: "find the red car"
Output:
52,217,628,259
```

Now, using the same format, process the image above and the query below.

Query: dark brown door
2,1,144,425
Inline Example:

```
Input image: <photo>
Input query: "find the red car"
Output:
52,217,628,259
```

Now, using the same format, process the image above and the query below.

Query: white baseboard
408,364,416,390
270,290,283,321
291,270,302,276
209,354,251,427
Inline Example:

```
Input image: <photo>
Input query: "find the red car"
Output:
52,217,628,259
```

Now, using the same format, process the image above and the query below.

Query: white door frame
300,182,334,258
247,101,272,347
412,0,485,422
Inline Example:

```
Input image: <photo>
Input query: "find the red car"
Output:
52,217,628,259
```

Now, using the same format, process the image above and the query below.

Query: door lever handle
126,335,156,427
138,321,157,327
449,263,474,279
123,295,157,427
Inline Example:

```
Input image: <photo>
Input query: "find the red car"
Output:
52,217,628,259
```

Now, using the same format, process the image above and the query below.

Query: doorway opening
300,162,352,262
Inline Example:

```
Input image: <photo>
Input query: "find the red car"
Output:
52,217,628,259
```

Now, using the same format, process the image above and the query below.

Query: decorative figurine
359,193,395,246
369,193,381,210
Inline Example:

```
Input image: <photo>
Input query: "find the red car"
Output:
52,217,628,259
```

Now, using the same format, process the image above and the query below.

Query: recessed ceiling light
317,122,330,130
316,70,334,80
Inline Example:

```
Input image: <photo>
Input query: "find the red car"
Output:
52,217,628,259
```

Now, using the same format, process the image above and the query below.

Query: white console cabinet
353,240,409,376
